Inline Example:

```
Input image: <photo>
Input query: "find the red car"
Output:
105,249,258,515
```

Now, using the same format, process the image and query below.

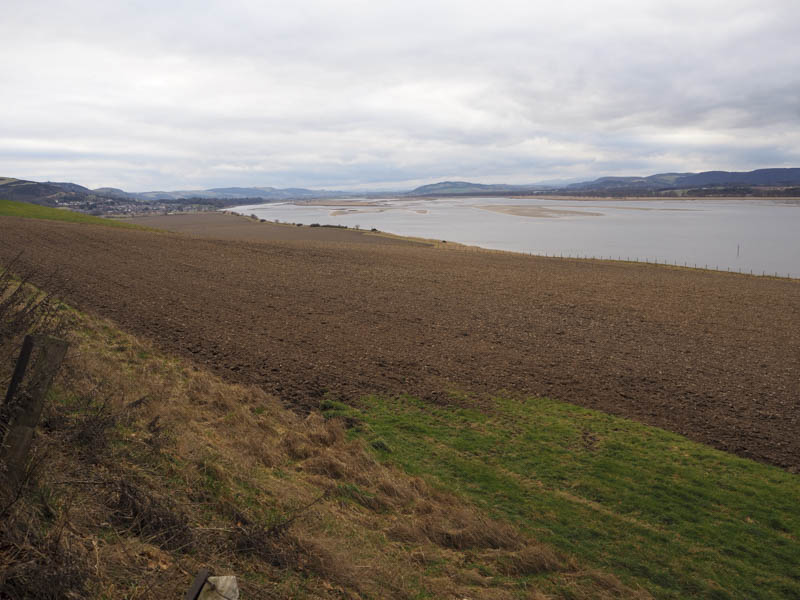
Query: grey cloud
1,0,799,189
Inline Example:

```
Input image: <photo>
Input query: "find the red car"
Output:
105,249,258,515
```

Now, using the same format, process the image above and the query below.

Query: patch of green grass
327,395,800,599
0,198,145,229
334,482,378,508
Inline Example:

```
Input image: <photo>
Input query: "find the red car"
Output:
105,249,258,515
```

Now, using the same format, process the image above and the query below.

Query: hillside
2,283,630,599
134,186,336,201
2,215,798,471
0,177,75,205
0,178,150,213
0,177,345,204
409,169,800,197
0,177,351,214
1,214,797,598
566,168,800,192
0,198,144,228
678,168,800,186
408,181,547,196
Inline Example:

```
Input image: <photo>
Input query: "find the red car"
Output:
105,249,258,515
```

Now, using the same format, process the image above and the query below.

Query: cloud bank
2,0,799,190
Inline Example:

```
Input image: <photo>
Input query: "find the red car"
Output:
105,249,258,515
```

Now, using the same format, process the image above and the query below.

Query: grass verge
0,198,145,229
323,395,800,599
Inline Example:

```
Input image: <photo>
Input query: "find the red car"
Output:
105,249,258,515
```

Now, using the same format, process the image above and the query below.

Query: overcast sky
2,0,799,191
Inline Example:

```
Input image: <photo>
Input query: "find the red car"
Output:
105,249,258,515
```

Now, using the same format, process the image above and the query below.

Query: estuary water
230,197,800,278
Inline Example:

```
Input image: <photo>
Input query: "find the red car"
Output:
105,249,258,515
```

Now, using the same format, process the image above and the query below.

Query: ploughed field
127,211,432,245
2,215,798,470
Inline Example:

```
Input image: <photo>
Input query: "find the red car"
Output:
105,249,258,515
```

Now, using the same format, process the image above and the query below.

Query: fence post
2,336,35,423
1,335,69,490
185,569,210,600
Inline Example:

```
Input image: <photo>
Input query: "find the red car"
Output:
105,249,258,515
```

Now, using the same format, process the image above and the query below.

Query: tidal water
231,197,800,278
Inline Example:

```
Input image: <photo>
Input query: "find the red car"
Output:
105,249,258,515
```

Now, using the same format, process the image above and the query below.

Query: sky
1,0,799,191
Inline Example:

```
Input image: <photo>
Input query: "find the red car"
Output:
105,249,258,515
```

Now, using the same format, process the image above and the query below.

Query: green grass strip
324,395,800,599
0,198,145,229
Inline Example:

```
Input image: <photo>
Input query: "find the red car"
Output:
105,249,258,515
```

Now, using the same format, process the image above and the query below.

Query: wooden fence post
184,568,210,600
1,335,69,490
1,336,35,425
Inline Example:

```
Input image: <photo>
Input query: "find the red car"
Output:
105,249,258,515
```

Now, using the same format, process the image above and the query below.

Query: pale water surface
231,197,800,278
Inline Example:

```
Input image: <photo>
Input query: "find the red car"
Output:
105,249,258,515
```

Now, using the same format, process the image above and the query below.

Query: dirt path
2,216,798,470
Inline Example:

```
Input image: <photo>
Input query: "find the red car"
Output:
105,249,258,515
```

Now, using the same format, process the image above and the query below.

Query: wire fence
249,217,796,281
429,241,796,280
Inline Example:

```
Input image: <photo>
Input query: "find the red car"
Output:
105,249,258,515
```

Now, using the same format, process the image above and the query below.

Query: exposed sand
573,205,698,212
477,205,604,218
292,200,386,207
330,208,387,216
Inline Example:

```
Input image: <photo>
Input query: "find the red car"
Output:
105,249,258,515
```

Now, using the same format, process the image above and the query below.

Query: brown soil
126,211,426,245
2,216,798,470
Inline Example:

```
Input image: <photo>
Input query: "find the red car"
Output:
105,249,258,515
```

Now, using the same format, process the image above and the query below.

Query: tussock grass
1,292,645,598
326,396,800,599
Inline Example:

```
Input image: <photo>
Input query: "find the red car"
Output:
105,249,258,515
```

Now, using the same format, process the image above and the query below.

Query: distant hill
3,168,800,213
405,169,800,196
135,186,330,201
567,168,800,191
408,181,548,196
92,187,137,200
0,177,353,213
677,168,800,187
47,181,93,194
0,178,68,204
0,198,142,228
566,173,691,190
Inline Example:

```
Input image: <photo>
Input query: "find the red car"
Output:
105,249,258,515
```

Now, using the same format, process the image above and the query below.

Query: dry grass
0,259,70,409
0,294,652,598
386,506,523,551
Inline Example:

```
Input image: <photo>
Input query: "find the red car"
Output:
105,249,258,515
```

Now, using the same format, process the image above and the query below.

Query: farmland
1,211,799,597
1,214,797,470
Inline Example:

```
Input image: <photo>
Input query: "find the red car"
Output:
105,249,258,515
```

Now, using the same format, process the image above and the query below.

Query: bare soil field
127,211,427,245
2,215,798,470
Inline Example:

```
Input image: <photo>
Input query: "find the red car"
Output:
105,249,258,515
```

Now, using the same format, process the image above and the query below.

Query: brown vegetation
1,299,649,598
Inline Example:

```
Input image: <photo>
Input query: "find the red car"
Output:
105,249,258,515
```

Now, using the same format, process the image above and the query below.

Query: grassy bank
1,284,647,599
2,212,797,598
0,198,144,228
323,396,800,599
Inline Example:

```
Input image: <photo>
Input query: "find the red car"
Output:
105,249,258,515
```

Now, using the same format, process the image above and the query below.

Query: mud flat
2,215,798,470
476,205,603,218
